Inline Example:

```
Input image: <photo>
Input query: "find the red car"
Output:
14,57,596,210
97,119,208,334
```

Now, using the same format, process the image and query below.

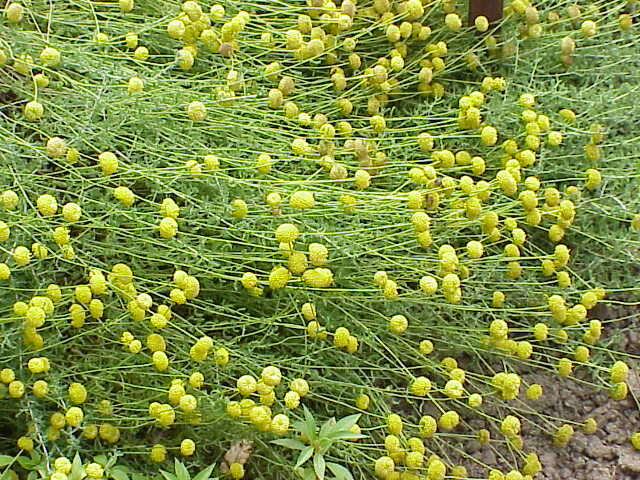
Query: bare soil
462,304,640,479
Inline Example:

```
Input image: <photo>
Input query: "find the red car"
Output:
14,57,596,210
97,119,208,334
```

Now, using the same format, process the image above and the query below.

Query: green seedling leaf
326,431,366,442
174,460,190,480
318,437,331,453
16,458,36,470
29,451,41,464
109,466,130,480
105,455,119,470
319,417,337,439
313,453,326,480
160,471,177,480
326,462,354,480
334,414,360,433
0,456,16,468
69,454,84,480
295,446,314,469
291,406,318,444
192,463,216,480
271,438,307,450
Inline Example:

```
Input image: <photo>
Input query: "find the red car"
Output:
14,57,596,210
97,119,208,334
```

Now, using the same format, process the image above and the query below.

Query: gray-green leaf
326,462,354,480
192,463,216,480
313,453,326,480
271,438,307,450
295,446,314,469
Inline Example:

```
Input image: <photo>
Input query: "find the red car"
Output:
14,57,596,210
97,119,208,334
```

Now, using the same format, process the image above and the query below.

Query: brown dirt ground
461,305,640,479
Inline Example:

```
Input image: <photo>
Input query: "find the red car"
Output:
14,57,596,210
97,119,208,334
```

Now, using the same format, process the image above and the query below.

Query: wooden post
468,0,503,25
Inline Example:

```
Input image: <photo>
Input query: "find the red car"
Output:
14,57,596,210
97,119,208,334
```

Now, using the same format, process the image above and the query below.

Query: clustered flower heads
0,0,638,479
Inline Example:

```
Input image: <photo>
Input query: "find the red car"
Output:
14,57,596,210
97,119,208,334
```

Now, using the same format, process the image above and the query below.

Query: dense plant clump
1,0,639,479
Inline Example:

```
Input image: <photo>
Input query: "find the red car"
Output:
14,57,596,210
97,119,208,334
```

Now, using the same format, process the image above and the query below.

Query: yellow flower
6,2,25,23
355,393,370,410
468,393,483,408
17,436,34,452
610,382,628,400
419,276,437,294
1,190,19,209
581,20,597,37
553,424,574,447
388,314,408,334
60,202,82,222
9,380,25,398
231,199,248,218
98,151,118,175
307,243,328,267
153,351,169,371
374,456,394,479
333,327,350,348
525,384,542,400
268,266,290,290
438,410,459,431
284,390,300,409
179,394,197,412
27,357,50,374
237,375,257,396
113,186,135,206
302,268,333,288
46,137,68,158
255,153,273,174
261,366,282,387
159,217,178,238
610,361,629,383
68,382,87,404
480,126,498,146
0,263,11,280
474,15,489,32
466,240,483,259
189,372,204,389
24,100,44,121
13,246,31,267
212,346,228,366
444,13,462,30
418,415,437,438
94,32,109,43
289,378,309,397
557,358,572,377
37,194,58,216
419,340,434,355
147,333,166,352
180,438,196,456
387,413,402,435
54,457,72,474
155,404,175,426
271,413,290,435
33,380,49,398
187,101,207,121
443,379,464,398
119,0,134,12
150,444,167,463
229,463,244,480
409,376,431,396
500,415,521,437
82,425,98,440
287,252,307,275
65,407,84,427
382,279,398,299
289,191,315,209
